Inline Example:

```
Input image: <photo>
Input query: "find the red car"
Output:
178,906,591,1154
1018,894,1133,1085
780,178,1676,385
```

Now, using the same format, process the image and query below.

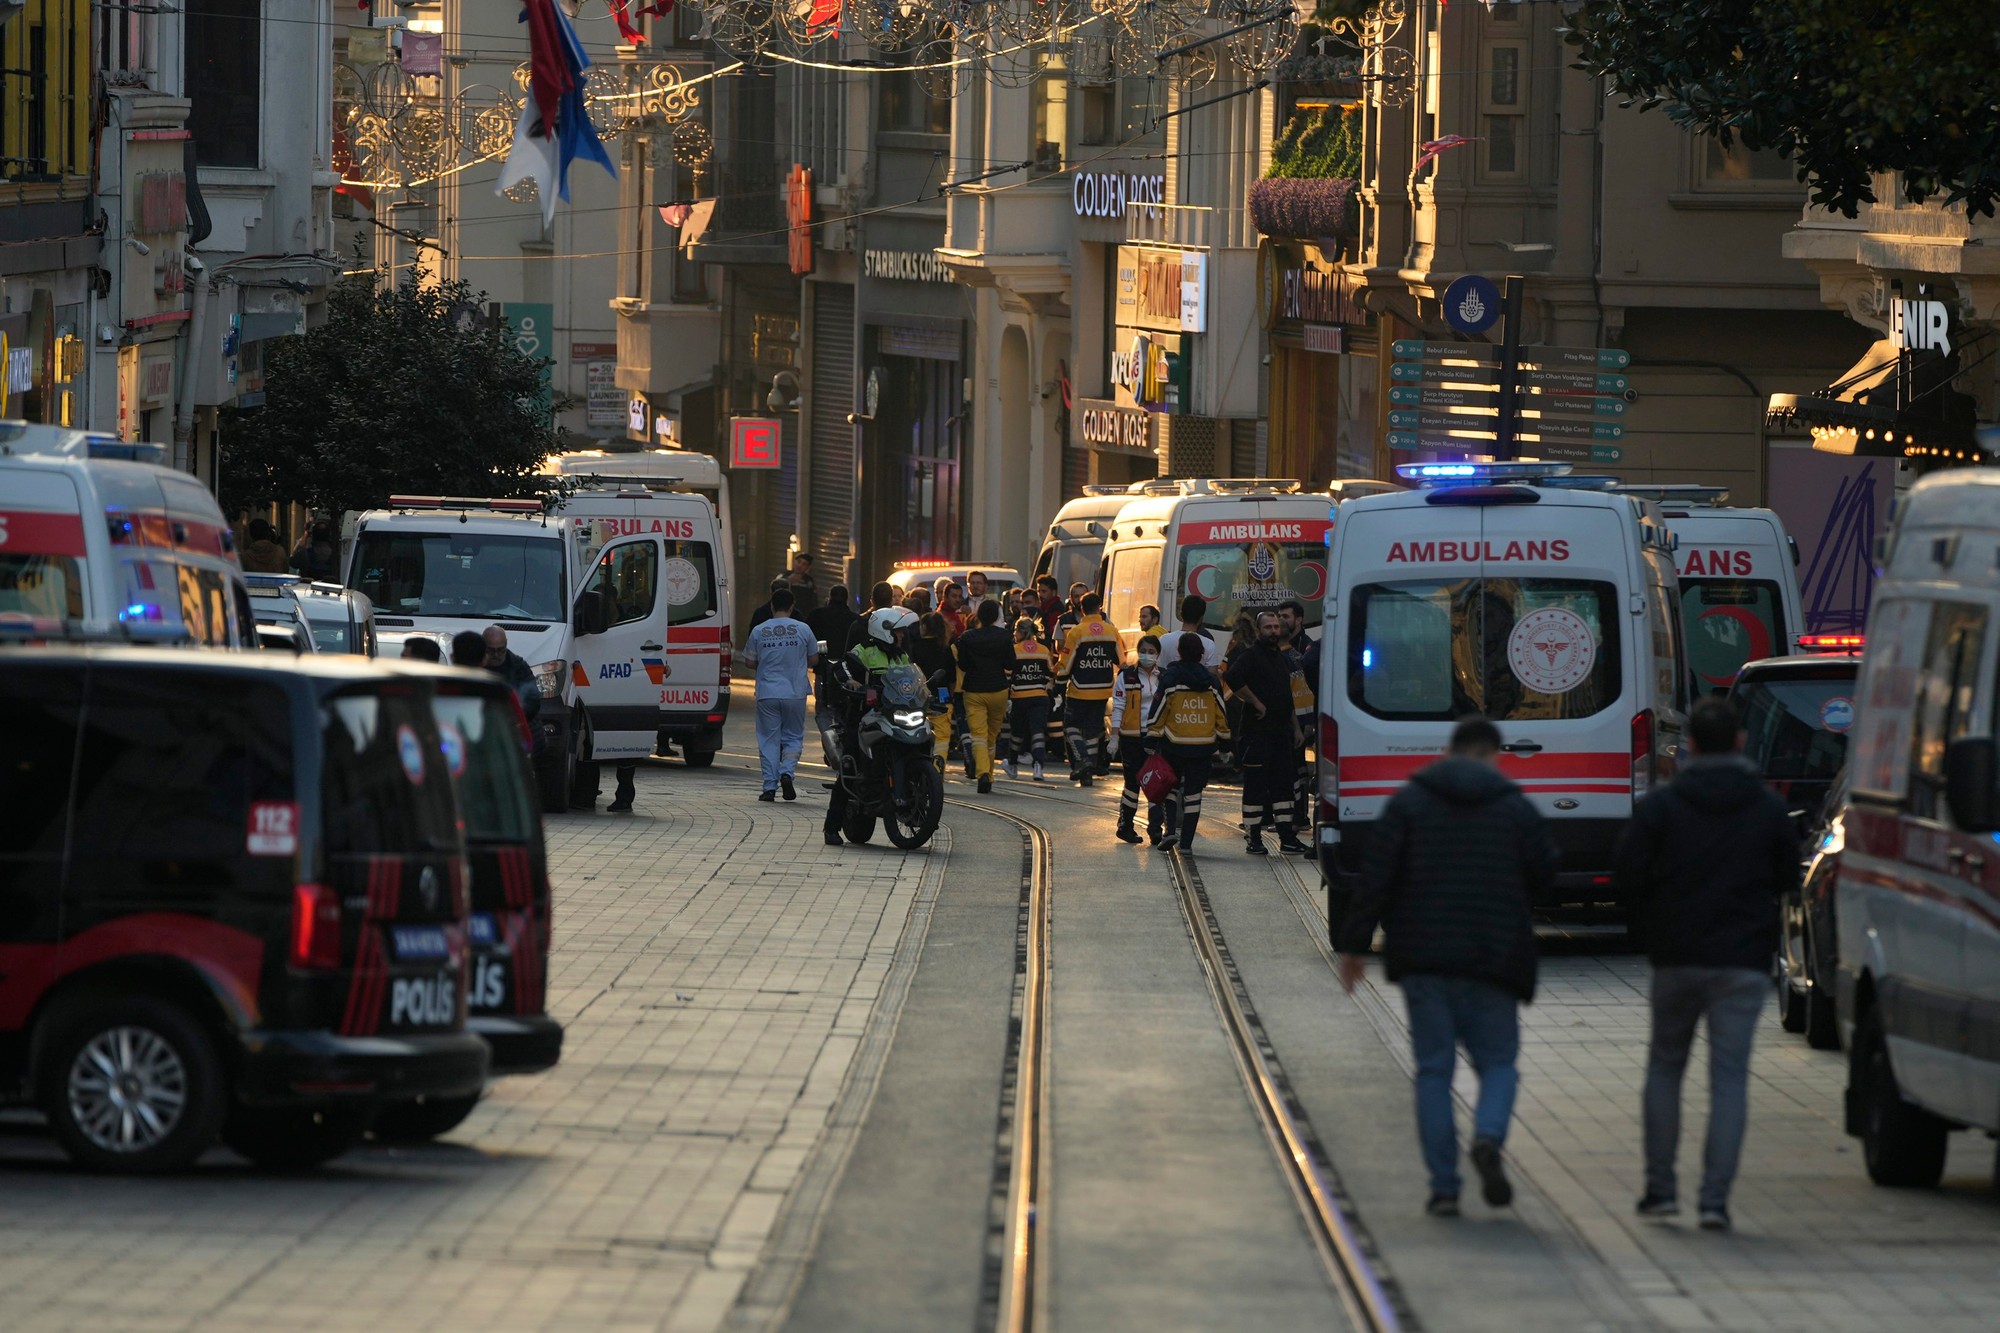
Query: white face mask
1138,652,1159,669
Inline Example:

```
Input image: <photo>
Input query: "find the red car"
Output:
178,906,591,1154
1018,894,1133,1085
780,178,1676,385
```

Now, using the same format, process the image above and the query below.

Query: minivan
0,648,488,1171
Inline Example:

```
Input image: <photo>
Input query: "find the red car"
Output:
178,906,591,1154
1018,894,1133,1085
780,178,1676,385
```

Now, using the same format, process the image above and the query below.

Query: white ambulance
0,423,253,646
1098,478,1395,655
1032,483,1144,597
345,494,706,811
1832,468,2000,1187
1609,484,1805,693
1316,462,1688,910
550,478,732,768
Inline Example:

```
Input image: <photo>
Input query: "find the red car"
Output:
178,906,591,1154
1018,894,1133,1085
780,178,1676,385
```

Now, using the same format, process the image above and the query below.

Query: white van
1032,484,1143,597
552,481,732,766
1317,462,1688,909
1098,478,1399,655
1833,468,2000,1187
1611,485,1804,692
0,423,253,647
886,560,1024,599
345,495,694,810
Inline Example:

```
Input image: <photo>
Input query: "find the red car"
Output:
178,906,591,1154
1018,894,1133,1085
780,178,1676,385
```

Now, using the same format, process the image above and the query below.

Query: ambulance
0,423,253,646
1830,468,2000,1186
1097,477,1397,655
544,458,733,768
345,491,715,813
1609,484,1804,693
1317,462,1689,910
1032,483,1144,597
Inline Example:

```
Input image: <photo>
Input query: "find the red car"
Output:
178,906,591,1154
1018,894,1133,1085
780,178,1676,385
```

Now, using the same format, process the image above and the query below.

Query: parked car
1778,770,1846,1049
292,580,379,657
1728,651,1861,839
0,647,488,1172
372,669,562,1140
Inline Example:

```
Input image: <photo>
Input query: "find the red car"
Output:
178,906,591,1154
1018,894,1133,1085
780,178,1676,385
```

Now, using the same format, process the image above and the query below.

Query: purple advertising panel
1768,445,1892,635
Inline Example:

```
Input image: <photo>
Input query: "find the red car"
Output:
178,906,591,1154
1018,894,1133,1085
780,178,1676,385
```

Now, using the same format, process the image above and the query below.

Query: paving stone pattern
0,762,934,1332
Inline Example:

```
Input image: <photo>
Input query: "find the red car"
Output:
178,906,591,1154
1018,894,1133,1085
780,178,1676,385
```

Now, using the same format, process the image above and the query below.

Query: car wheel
39,995,226,1173
222,1105,371,1171
370,1092,482,1143
1803,929,1842,1051
1778,968,1808,1034
683,749,716,769
1854,1006,1949,1187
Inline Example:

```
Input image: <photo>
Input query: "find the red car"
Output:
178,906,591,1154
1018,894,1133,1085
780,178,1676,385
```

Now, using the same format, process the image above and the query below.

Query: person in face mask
1109,634,1167,844
1224,609,1311,856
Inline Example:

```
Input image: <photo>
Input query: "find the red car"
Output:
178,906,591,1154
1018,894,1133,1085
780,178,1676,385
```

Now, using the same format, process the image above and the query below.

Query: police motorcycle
823,609,947,849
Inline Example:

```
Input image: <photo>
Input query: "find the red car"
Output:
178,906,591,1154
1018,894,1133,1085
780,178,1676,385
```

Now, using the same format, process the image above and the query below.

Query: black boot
1115,816,1142,844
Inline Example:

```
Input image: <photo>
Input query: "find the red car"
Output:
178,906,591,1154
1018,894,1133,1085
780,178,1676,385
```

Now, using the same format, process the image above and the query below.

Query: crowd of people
737,571,1322,857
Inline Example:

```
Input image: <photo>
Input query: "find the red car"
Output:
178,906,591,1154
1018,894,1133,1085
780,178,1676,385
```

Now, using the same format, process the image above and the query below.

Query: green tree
221,268,561,517
1566,1,2000,218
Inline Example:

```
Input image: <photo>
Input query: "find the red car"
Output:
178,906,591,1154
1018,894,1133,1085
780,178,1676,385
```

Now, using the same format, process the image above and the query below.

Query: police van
1033,483,1143,597
0,423,253,646
545,461,733,769
1317,462,1688,910
345,494,702,810
1832,468,2000,1186
1098,477,1398,655
1610,485,1804,693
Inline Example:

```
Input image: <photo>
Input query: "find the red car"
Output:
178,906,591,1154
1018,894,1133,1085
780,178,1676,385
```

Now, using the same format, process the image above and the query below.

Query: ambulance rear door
0,464,89,624
1174,498,1332,641
1667,509,1804,690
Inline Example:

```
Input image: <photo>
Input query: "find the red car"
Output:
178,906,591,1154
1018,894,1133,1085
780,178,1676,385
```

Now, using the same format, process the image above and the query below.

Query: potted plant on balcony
1251,104,1361,249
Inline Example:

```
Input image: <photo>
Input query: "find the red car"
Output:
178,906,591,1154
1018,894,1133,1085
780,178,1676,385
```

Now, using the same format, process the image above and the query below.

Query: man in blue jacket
1337,715,1555,1217
1616,695,1798,1232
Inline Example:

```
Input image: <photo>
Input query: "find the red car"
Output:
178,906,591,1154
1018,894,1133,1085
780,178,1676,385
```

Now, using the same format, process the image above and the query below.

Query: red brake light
291,883,342,970
1630,709,1656,799
1799,633,1865,654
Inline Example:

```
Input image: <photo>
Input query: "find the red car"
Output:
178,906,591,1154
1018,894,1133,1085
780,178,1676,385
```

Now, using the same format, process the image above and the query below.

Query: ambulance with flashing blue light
1317,461,1689,912
1097,478,1400,656
0,422,253,646
1607,484,1805,694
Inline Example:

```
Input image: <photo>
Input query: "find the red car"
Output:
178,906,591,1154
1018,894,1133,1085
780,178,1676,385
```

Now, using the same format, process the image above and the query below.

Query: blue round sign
1443,274,1502,336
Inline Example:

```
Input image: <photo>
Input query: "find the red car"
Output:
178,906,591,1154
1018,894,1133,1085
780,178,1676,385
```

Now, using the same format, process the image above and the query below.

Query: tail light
291,883,342,969
1316,714,1339,827
720,644,732,685
1630,709,1656,799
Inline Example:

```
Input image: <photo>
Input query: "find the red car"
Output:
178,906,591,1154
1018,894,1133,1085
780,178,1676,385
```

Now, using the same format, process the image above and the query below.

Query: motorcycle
823,661,946,849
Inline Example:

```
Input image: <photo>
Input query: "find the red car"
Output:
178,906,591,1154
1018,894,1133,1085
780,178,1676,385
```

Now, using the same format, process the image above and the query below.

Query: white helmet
867,606,918,647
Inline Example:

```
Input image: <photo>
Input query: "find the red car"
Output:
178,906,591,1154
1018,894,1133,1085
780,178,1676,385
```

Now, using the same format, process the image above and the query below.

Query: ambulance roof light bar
386,495,545,514
1608,483,1731,506
1798,633,1865,654
1395,461,1575,485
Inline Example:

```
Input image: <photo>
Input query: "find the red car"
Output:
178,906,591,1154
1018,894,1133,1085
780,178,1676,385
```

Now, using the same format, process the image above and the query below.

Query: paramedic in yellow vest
1006,618,1055,781
1109,634,1165,844
1144,632,1233,851
1058,592,1122,786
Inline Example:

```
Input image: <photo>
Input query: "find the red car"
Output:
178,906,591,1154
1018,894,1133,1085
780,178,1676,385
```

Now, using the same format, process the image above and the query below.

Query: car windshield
1047,544,1100,597
1681,579,1786,691
1349,577,1622,721
1180,542,1326,631
0,553,83,620
351,531,564,621
1734,672,1855,782
431,693,537,842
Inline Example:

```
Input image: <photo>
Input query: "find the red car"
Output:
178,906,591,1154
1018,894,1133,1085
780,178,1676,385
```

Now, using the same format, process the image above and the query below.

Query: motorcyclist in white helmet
823,606,920,846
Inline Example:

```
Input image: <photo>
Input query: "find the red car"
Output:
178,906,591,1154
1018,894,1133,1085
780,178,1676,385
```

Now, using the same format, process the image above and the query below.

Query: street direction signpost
1388,321,1633,461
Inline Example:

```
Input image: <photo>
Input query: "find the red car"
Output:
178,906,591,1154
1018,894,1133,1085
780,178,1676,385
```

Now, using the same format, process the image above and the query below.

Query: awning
237,311,305,345
1768,335,1982,464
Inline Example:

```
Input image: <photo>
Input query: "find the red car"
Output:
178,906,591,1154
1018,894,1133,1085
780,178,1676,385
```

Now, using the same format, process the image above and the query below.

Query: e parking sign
730,417,782,469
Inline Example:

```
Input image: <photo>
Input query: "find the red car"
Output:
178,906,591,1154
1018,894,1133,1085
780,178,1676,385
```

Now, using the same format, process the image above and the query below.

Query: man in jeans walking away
1336,716,1554,1217
1616,695,1797,1232
742,588,818,802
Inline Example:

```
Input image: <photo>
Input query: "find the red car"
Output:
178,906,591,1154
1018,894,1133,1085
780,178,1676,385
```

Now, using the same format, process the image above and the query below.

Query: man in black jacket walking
1337,716,1555,1217
1616,696,1798,1232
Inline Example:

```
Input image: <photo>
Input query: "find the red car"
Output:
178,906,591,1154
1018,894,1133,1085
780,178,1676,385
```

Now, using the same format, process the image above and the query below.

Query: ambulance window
1105,545,1161,631
1906,601,1987,821
1051,543,1102,597
1680,579,1785,692
1349,582,1459,716
586,541,658,628
173,562,235,647
0,553,83,620
658,539,718,625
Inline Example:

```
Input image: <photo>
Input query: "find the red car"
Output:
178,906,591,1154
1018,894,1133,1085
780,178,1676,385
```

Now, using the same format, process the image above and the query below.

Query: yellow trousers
964,690,1009,779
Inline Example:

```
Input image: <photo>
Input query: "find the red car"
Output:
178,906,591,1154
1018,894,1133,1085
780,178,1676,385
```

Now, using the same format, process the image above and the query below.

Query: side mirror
575,591,608,637
1943,737,2000,833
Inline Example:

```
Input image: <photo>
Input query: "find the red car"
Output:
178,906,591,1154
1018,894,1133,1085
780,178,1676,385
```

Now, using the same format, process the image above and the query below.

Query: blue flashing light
1394,460,1576,486
1361,648,1374,669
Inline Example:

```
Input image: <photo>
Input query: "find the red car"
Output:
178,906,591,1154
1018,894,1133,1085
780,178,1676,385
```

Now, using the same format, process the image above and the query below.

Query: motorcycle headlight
531,658,567,698
892,709,926,728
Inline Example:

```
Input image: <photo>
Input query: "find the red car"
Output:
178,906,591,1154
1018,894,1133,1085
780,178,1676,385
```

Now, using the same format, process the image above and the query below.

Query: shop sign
1075,397,1158,455
863,249,952,283
142,354,174,406
1116,245,1207,334
627,394,649,438
1302,324,1342,354
1280,263,1365,325
1073,169,1165,221
730,416,782,469
586,360,622,427
879,324,959,361
1890,297,1951,356
1109,328,1184,413
786,164,814,277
